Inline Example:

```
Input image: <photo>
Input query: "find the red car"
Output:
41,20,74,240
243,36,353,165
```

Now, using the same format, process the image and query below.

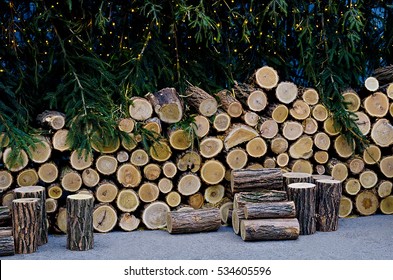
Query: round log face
248,90,268,112
255,66,279,89
380,156,393,178
371,119,393,147
342,91,361,112
142,201,170,229
363,145,381,165
200,160,226,185
380,196,393,214
355,191,379,216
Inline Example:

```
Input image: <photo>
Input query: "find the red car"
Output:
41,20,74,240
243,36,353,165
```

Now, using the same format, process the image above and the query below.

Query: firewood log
146,87,184,123
116,164,142,188
54,207,67,233
129,97,153,121
149,140,172,162
138,182,160,203
130,149,150,166
28,136,52,163
0,170,13,192
270,135,288,154
16,168,39,187
45,198,58,213
143,163,161,181
355,190,379,216
344,178,361,196
116,150,130,163
269,104,288,123
216,89,243,118
263,157,277,168
380,156,393,178
47,183,62,199
165,191,182,208
200,160,226,185
224,124,259,150
199,137,223,159
377,180,392,198
185,86,218,117
212,111,231,132
243,201,296,219
231,209,242,235
302,88,319,105
14,186,47,245
288,136,313,159
91,134,121,154
277,153,290,167
37,162,58,183
178,173,201,196
390,103,393,118
371,119,393,147
240,218,300,241
380,196,393,214
61,167,82,192
121,133,138,151
81,168,100,188
314,132,331,151
334,135,355,159
314,151,329,164
364,76,379,91
95,155,118,175
315,179,342,231
36,110,66,130
289,160,313,174
359,170,378,189
116,189,139,212
93,203,117,233
231,168,283,193
282,121,303,140
312,104,328,122
259,119,279,139
142,201,170,229
0,206,11,226
66,193,94,251
118,213,140,232
12,198,40,254
188,192,204,209
52,129,70,152
315,164,326,175
246,137,267,158
220,202,233,224
283,172,312,191
339,195,353,218
162,161,177,178
327,158,348,182
118,118,135,133
276,82,298,104
342,90,361,112
347,156,365,175
192,115,210,138
388,83,393,99
242,111,260,127
323,117,341,136
354,111,371,135
289,99,311,120
362,144,381,165
95,180,118,203
204,184,225,204
364,91,389,117
167,208,221,234
226,148,248,170
234,190,287,209
302,117,318,135
158,178,173,194
310,174,333,184
3,147,29,172
69,150,93,170
287,182,317,235
253,66,279,89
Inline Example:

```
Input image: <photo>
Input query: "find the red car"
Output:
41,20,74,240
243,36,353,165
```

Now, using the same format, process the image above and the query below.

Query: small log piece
240,218,300,241
167,208,221,234
243,201,296,219
36,110,66,130
216,89,243,118
146,87,184,123
315,179,342,232
66,194,94,251
185,86,218,117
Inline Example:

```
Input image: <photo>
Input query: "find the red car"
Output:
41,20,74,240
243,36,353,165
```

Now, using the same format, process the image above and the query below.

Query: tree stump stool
12,198,40,254
287,182,317,235
14,186,47,245
283,172,312,192
315,179,342,231
66,194,94,251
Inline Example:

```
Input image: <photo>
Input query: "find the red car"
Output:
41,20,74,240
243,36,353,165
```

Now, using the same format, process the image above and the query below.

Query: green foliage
1,0,393,154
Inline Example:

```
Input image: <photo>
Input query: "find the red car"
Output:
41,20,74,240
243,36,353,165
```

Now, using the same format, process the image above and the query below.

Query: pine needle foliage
1,0,393,154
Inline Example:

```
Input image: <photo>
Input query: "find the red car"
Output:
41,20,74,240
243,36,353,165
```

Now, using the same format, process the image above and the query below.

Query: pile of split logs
0,66,392,236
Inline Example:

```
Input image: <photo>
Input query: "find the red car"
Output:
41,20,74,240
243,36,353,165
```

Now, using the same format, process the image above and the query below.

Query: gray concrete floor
2,215,392,260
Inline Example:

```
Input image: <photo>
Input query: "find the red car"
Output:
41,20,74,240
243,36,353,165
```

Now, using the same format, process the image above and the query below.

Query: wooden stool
315,179,342,231
12,198,40,254
14,186,47,245
287,182,316,235
66,194,94,251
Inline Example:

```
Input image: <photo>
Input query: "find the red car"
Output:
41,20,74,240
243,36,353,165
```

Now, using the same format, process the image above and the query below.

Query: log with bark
234,190,288,209
315,179,342,231
167,208,221,234
199,137,223,159
253,66,279,89
213,111,231,132
243,201,296,219
216,90,243,118
0,206,11,226
36,110,66,130
240,218,300,241
0,235,14,256
185,86,218,117
231,168,283,193
146,88,184,123
142,201,170,229
188,192,204,209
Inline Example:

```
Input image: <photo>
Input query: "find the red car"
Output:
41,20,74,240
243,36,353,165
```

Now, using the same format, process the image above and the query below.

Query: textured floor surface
2,215,392,260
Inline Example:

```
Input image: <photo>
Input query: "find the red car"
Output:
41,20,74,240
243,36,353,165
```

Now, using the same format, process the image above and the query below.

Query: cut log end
255,66,279,89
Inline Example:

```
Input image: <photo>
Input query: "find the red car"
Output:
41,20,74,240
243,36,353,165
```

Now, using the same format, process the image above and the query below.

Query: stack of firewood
230,168,300,241
0,66,392,235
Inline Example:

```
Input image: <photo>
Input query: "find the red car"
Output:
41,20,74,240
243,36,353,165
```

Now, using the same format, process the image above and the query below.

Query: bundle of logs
0,66,392,237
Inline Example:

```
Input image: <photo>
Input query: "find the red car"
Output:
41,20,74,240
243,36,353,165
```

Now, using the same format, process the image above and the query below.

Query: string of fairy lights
0,0,392,83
